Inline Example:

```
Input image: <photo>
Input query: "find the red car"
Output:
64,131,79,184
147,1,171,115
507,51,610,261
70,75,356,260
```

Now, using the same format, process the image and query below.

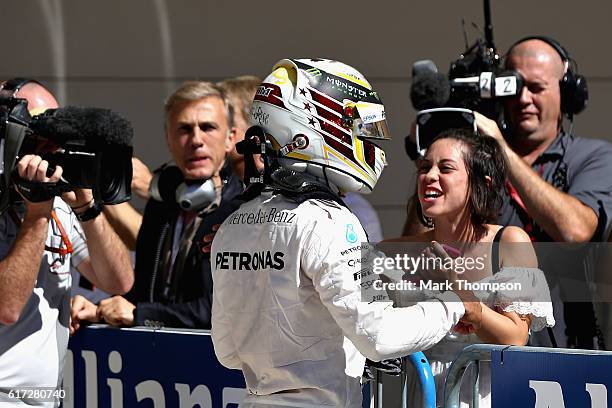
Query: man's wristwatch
74,202,103,222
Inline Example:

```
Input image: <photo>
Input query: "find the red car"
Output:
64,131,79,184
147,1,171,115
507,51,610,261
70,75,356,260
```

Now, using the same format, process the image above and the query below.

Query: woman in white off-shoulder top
385,127,555,407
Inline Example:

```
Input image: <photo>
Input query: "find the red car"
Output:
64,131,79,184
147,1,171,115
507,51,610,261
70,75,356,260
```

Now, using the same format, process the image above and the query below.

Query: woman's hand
453,320,478,335
419,241,458,283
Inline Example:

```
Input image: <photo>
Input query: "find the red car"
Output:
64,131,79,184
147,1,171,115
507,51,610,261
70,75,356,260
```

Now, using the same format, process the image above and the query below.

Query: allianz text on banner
64,326,246,407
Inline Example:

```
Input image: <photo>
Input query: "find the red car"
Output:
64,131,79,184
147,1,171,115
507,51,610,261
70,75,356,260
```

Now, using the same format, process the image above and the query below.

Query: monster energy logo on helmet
304,67,322,77
293,60,381,105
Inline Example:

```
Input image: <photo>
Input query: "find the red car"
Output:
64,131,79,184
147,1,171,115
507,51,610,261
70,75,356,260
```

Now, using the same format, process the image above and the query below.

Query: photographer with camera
0,79,133,406
70,81,243,330
405,37,612,349
477,38,612,349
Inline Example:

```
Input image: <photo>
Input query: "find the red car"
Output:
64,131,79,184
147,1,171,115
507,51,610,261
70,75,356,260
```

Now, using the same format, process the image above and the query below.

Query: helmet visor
351,102,391,140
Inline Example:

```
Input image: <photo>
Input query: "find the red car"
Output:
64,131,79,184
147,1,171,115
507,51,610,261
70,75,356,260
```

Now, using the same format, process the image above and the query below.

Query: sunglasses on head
415,108,477,157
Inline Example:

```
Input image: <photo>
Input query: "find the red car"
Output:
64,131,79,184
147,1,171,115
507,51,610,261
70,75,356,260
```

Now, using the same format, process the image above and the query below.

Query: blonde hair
217,75,261,124
164,81,234,128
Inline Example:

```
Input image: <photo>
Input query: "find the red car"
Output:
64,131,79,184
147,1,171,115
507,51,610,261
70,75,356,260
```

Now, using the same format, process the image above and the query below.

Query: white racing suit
211,190,465,407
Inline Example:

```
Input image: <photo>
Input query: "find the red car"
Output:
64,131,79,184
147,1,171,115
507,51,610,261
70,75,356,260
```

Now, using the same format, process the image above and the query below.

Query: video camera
410,0,523,121
0,82,133,213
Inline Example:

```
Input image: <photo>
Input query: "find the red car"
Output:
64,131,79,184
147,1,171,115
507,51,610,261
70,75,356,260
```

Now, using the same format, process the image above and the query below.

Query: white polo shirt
0,198,88,407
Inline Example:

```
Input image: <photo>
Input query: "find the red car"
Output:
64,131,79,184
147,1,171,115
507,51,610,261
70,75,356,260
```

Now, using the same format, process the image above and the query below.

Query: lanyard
9,207,74,261
46,210,74,260
506,164,545,241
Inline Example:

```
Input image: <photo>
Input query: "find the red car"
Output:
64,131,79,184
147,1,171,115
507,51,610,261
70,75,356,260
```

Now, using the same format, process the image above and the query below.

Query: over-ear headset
507,36,588,116
149,163,217,212
0,77,44,94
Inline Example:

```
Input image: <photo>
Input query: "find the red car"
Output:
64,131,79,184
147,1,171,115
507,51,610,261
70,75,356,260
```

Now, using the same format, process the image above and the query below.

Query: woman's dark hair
417,127,507,228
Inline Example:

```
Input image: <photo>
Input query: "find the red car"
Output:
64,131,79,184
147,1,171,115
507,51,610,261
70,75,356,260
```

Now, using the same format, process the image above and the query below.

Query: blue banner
65,326,246,408
65,325,372,407
491,349,612,408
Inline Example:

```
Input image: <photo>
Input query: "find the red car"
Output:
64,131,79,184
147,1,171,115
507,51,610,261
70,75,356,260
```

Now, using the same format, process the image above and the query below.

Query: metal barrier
443,344,612,408
442,344,503,408
66,327,612,408
371,352,437,408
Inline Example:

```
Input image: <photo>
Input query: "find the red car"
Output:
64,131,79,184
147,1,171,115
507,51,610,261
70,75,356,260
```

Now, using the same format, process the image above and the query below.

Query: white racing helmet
251,58,390,193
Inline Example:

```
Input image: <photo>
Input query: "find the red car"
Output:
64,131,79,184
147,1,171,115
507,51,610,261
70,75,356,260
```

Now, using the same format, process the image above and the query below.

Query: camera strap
13,176,71,203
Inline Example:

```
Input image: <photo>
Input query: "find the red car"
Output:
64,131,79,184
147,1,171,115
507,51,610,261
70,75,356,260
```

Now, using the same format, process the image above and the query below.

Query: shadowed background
2,0,610,238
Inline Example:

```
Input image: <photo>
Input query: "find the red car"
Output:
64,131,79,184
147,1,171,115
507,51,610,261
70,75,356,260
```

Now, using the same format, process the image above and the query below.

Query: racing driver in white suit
211,58,482,407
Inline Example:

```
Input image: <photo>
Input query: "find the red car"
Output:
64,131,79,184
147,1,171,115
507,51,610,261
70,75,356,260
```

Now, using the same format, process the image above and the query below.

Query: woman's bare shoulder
497,226,537,268
499,226,532,243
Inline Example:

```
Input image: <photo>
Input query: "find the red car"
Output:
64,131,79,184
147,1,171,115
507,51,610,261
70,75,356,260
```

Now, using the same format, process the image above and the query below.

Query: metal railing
442,344,502,408
442,344,612,408
371,352,437,408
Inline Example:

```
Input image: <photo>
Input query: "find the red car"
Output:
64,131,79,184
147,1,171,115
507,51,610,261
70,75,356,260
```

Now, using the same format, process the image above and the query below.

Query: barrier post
370,352,436,408
442,344,612,408
442,344,506,408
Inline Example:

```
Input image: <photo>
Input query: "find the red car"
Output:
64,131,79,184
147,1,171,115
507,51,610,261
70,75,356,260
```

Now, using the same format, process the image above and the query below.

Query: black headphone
507,36,588,116
149,163,218,212
0,77,44,96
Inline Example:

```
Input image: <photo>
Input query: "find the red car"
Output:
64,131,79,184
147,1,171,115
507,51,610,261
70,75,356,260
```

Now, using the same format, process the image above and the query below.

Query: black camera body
0,91,133,212
411,42,523,123
410,1,524,124
447,39,523,119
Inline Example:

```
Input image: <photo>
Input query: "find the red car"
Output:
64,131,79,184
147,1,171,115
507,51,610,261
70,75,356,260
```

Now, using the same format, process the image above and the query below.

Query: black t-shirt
126,173,243,329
